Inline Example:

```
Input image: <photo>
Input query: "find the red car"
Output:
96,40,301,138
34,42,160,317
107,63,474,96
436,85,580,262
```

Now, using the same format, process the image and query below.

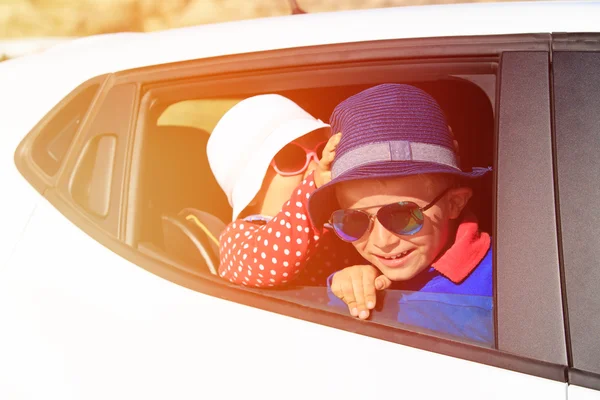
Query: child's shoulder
452,241,493,296
418,241,492,296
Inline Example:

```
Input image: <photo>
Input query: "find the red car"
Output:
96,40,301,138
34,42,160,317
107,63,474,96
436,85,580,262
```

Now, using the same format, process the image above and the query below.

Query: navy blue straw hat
308,83,491,228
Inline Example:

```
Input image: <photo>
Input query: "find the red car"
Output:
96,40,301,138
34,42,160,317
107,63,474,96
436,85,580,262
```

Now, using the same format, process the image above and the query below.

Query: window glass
157,99,242,133
146,77,496,348
71,134,118,218
61,83,137,237
32,84,99,176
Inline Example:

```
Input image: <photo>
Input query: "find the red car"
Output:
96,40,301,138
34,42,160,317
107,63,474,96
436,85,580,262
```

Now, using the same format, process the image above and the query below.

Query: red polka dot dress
218,172,364,287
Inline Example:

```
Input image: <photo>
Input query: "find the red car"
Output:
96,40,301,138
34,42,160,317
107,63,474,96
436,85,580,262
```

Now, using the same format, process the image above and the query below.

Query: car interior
134,77,495,280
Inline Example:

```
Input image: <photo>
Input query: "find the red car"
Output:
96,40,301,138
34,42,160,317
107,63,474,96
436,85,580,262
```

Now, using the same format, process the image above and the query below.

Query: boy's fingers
350,272,369,319
341,281,358,317
374,275,393,291
331,281,343,300
363,277,377,310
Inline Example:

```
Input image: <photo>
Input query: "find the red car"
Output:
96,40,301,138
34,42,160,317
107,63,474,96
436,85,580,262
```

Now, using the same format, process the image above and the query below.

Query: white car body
0,2,599,399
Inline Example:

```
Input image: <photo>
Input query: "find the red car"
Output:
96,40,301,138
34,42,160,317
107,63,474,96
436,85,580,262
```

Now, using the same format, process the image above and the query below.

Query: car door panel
3,35,575,399
551,41,600,398
0,199,567,400
0,162,40,268
569,386,600,400
552,50,600,375
495,51,567,365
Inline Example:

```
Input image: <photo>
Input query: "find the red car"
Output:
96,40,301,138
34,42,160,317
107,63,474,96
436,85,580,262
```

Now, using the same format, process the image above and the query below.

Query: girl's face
249,129,328,217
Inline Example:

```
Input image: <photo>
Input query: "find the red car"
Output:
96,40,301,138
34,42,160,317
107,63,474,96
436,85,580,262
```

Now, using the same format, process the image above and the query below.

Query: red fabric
218,172,363,287
431,211,491,283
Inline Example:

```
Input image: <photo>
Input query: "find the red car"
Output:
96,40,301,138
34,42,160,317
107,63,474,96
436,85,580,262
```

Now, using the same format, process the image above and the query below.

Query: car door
551,33,600,400
0,35,568,400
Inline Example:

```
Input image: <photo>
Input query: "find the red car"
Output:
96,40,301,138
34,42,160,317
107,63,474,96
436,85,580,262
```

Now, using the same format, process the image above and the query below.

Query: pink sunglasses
271,141,328,176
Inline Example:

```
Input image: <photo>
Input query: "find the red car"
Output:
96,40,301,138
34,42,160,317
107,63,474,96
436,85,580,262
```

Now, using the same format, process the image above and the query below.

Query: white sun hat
207,94,330,222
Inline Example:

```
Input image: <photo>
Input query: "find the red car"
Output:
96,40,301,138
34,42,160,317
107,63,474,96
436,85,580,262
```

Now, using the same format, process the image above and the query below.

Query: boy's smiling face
335,174,472,281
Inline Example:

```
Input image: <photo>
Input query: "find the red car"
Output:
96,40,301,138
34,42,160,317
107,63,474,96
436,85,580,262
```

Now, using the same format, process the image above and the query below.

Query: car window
141,75,496,348
71,134,118,217
31,83,100,176
57,83,137,237
552,50,600,376
157,99,242,133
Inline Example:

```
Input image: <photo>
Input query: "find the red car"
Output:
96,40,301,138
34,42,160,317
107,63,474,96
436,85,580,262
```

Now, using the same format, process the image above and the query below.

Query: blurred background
0,0,549,61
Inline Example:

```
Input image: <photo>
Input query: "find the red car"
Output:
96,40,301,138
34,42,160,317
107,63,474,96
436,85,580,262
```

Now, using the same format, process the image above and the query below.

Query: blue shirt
327,245,494,346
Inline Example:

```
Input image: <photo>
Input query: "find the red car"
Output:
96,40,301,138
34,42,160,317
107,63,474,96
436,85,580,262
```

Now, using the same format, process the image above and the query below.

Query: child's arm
218,133,344,288
328,265,392,319
218,172,326,287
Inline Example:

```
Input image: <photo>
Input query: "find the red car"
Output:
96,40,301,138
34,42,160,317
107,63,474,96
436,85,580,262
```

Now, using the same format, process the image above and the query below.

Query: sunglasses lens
331,209,371,242
273,143,307,174
379,202,424,235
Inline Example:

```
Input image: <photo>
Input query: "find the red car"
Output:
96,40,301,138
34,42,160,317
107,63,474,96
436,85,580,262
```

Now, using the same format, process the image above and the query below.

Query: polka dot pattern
218,173,364,287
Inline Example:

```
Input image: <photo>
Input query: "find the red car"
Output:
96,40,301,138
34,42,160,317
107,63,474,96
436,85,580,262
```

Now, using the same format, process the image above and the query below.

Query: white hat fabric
207,94,330,222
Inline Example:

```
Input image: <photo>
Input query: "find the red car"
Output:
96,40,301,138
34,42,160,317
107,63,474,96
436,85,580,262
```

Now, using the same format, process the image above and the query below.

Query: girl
207,94,362,287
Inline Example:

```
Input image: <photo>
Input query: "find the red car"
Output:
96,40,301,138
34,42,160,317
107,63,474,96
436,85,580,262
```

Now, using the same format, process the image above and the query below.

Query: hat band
331,140,460,178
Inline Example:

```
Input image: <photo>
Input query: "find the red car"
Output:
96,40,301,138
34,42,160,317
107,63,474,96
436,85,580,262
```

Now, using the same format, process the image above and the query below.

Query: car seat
141,124,231,251
161,208,225,275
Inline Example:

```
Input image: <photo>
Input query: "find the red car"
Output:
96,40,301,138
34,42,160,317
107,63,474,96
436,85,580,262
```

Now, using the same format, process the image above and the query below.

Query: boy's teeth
386,250,408,259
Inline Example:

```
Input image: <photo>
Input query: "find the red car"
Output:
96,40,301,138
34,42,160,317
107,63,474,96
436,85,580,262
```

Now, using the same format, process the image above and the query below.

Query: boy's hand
314,132,342,188
331,264,392,320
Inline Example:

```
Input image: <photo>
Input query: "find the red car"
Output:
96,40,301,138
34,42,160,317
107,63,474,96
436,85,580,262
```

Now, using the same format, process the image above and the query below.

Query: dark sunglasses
329,187,451,242
271,141,327,176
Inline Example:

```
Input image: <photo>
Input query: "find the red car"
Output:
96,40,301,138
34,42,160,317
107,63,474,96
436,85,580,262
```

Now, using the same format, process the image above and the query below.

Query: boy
308,84,492,342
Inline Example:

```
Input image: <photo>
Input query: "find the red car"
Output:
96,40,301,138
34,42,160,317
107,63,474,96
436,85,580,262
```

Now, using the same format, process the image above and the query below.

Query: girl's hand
314,132,342,188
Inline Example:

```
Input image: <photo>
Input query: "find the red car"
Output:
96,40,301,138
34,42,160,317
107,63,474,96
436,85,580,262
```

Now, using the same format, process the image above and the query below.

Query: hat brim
231,119,330,221
308,161,491,229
